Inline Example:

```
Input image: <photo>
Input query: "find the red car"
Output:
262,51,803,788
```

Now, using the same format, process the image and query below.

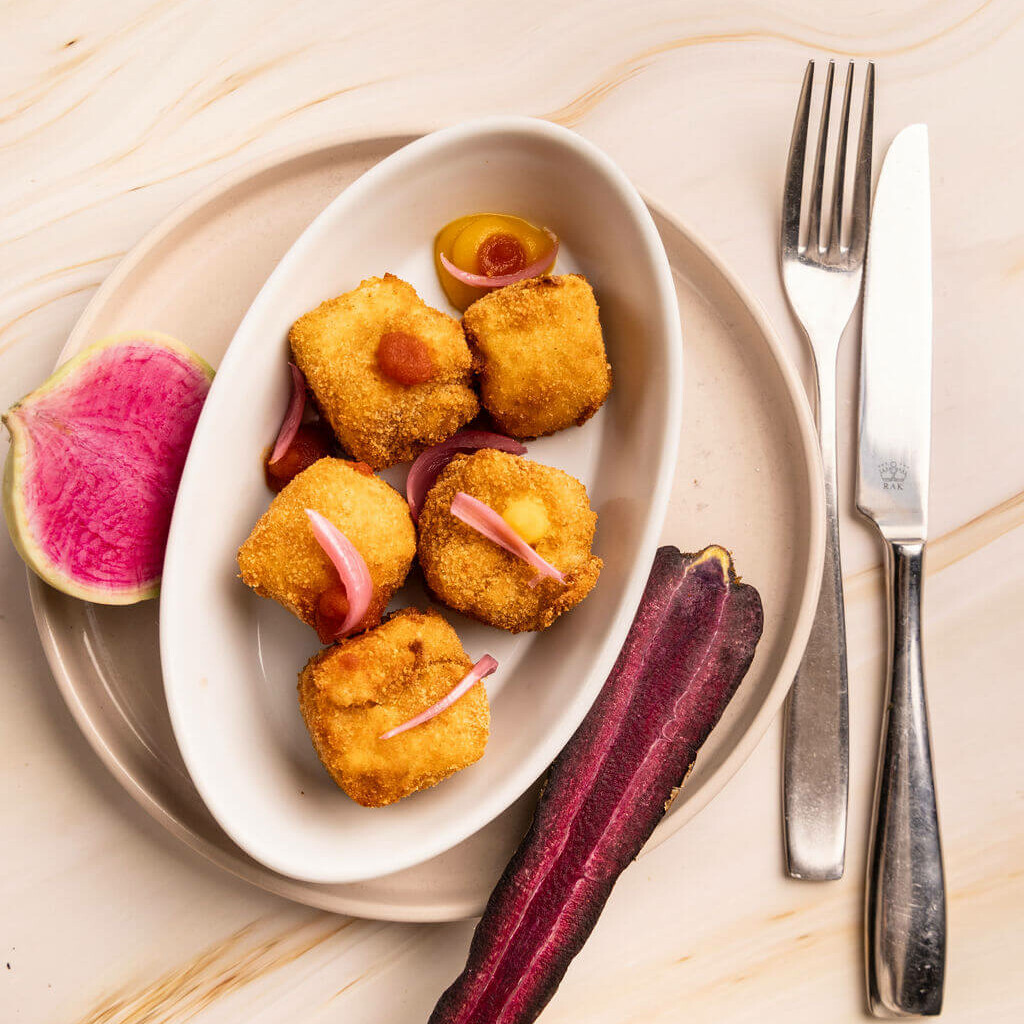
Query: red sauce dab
314,579,384,643
264,422,333,492
477,232,527,277
377,331,436,385
315,584,351,643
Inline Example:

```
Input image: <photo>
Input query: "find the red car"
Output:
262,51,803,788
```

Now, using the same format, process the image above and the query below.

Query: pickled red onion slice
450,492,566,585
439,229,558,289
269,363,306,464
380,655,498,740
305,509,372,637
406,431,527,521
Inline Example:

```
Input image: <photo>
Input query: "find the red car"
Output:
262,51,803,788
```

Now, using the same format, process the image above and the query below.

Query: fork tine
805,60,835,253
827,62,855,258
781,61,814,255
849,62,875,262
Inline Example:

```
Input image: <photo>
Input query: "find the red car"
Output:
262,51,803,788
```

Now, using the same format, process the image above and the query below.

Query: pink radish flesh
8,339,211,597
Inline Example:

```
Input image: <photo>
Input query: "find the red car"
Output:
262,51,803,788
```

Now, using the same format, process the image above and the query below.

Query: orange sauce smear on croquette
315,584,351,642
315,560,384,643
376,330,436,385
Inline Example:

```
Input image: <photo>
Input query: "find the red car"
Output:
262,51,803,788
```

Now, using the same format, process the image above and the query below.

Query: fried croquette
462,274,611,439
238,457,415,637
289,274,479,469
417,449,602,632
297,608,490,807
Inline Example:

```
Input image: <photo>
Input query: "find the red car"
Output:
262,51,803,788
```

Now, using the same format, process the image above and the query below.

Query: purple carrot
429,544,764,1024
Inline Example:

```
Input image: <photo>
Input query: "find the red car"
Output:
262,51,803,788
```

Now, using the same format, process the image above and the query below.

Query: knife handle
783,370,849,881
866,540,946,1017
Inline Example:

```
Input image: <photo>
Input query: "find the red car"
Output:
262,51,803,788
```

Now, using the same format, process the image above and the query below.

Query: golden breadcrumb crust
237,457,415,632
289,274,479,468
417,449,602,633
462,274,611,439
297,608,490,807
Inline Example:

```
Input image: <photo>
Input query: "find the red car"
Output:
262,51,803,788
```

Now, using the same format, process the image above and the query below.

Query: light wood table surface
2,2,1021,1021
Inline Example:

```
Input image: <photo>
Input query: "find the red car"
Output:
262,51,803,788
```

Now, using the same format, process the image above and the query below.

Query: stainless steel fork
780,60,874,880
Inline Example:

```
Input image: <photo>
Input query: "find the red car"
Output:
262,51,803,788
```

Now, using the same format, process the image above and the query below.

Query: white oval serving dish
159,117,683,884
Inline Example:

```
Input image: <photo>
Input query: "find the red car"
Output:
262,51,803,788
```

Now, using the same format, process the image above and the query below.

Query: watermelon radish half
2,331,213,604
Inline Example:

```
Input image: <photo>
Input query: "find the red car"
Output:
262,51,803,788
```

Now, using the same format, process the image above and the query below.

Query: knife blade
856,123,932,538
858,123,946,1018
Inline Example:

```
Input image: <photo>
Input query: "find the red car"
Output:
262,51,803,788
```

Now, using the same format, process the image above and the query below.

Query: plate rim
25,125,824,919
641,195,824,851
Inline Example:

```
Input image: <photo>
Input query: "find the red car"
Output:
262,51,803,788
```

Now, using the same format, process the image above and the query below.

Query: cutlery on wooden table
779,60,875,880
858,123,946,1018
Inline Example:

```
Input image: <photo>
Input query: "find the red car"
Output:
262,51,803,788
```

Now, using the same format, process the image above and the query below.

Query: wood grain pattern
74,915,354,1024
0,1,1021,1022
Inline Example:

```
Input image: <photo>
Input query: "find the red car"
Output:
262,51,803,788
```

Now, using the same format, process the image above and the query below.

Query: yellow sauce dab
501,495,550,545
434,213,557,311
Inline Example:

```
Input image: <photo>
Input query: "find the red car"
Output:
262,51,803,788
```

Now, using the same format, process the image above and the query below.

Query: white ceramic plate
26,130,823,920
159,119,683,884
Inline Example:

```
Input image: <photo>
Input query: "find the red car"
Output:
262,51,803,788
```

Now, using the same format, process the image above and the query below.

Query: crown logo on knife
879,459,908,489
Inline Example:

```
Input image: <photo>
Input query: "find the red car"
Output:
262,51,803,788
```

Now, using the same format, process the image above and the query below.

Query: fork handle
866,540,946,1017
783,370,849,880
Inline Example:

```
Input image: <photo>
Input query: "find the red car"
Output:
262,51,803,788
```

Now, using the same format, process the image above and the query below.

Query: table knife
857,123,946,1017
